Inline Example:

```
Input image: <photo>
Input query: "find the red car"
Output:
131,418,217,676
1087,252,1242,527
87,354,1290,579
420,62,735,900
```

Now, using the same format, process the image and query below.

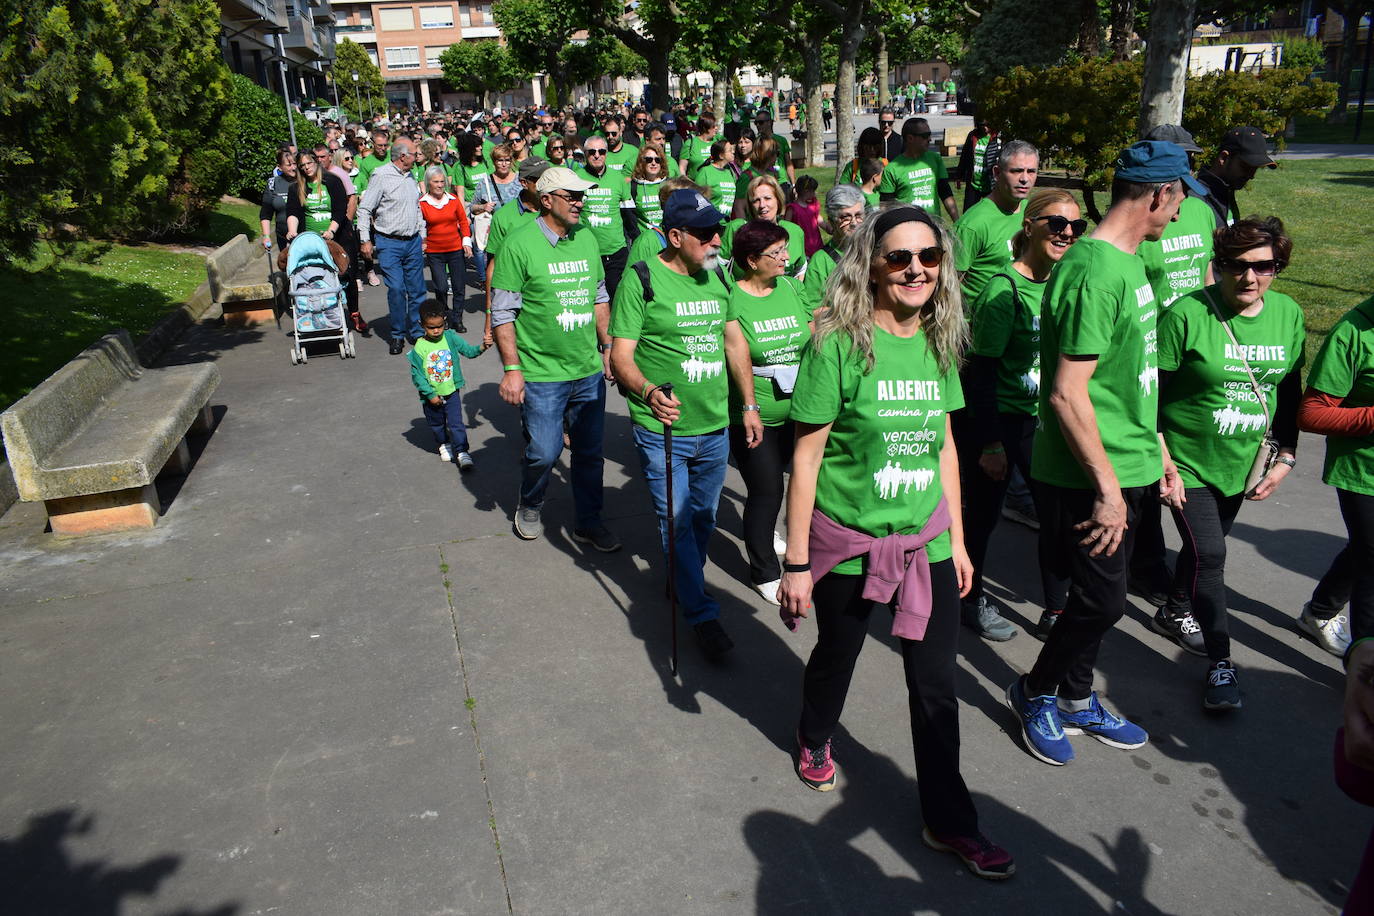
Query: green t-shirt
604,143,639,174
454,162,489,201
862,187,879,208
721,218,806,280
491,219,604,383
629,177,666,229
409,330,482,399
878,151,948,209
735,163,783,205
356,153,388,191
790,327,963,572
626,226,665,267
1138,195,1215,309
485,197,538,260
970,135,993,193
574,166,630,255
1296,298,1374,495
481,138,496,168
801,242,841,313
694,163,737,215
970,269,1047,417
726,276,813,426
530,139,547,160
680,134,717,175
302,180,333,234
1031,239,1164,489
609,254,731,436
954,196,1025,301
770,132,791,164
1157,286,1305,495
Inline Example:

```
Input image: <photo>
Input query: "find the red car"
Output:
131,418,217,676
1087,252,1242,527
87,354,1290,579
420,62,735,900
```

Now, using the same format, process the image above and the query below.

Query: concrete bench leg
189,404,214,436
223,297,277,327
160,439,193,477
45,485,160,536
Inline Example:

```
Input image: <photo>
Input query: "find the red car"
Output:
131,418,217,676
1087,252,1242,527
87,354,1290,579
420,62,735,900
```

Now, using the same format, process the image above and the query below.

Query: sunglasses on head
1215,256,1280,277
881,247,943,271
1032,214,1088,237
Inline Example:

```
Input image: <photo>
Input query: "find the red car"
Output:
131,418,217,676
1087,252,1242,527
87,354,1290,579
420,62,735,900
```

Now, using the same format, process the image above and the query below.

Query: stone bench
1,330,220,536
208,234,285,327
943,125,972,158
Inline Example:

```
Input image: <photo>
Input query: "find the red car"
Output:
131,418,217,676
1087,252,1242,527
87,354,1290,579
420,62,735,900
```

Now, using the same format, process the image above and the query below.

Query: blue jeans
374,233,426,341
520,373,606,529
421,392,468,452
632,424,729,624
426,248,466,312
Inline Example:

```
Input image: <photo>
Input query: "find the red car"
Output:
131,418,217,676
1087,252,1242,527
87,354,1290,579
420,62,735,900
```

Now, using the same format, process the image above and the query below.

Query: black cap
1219,126,1277,168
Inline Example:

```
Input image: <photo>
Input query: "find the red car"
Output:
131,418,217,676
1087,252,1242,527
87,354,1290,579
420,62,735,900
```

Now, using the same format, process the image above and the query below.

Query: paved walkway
1277,143,1374,159
0,281,1364,914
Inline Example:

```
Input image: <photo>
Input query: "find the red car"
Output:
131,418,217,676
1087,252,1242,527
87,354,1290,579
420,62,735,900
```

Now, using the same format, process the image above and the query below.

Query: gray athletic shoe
514,505,542,541
961,596,1017,642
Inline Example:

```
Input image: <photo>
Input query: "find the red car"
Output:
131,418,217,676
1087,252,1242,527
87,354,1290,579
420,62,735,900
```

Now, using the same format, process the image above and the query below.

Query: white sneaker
438,443,454,462
773,532,788,555
1298,603,1351,658
754,579,782,605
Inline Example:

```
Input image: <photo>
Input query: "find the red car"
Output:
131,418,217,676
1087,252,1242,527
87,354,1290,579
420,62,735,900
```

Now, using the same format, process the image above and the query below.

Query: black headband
872,206,934,243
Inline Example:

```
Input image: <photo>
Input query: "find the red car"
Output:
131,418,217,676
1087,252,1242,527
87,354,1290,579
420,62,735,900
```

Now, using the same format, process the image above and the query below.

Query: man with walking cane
611,189,736,664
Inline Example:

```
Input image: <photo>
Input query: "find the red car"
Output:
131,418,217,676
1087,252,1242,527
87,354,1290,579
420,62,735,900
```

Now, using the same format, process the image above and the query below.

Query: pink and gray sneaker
796,732,836,792
922,827,1016,880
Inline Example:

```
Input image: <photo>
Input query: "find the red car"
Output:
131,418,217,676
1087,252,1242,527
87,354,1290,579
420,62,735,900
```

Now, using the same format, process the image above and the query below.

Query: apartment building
331,0,541,111
219,0,337,103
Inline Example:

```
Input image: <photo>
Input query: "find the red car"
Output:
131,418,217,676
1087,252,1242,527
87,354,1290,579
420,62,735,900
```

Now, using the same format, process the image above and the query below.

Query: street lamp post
352,71,362,122
275,32,298,149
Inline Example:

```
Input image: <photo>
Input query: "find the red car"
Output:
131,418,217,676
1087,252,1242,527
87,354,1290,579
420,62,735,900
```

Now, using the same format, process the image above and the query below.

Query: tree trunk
802,32,826,167
1333,3,1364,115
1110,0,1137,61
1138,0,1196,133
1077,0,1103,58
834,14,867,182
877,30,890,107
712,68,729,126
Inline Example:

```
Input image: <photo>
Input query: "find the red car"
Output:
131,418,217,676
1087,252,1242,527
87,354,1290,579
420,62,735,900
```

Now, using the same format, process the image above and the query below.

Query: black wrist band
783,562,810,573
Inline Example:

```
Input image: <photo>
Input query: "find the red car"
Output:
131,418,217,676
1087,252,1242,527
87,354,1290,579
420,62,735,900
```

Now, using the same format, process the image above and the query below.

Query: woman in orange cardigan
419,165,474,332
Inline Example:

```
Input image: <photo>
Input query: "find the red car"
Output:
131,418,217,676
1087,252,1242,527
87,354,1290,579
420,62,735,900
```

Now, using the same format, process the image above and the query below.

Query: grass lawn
1291,113,1374,145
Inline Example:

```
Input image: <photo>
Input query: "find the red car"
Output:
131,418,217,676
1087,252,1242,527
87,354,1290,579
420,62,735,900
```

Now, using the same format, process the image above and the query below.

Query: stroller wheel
339,341,348,360
290,349,299,365
299,347,308,364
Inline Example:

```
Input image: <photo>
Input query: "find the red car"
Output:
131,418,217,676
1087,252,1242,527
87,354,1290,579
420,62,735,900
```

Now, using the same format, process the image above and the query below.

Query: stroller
286,231,356,364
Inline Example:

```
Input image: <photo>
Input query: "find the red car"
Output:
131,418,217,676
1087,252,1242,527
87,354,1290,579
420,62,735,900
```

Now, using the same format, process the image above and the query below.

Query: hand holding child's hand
429,396,443,406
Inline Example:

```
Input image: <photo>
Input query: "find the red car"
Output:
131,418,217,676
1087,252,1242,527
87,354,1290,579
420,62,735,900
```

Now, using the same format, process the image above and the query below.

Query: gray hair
825,183,866,220
391,140,413,159
423,164,447,184
999,139,1039,169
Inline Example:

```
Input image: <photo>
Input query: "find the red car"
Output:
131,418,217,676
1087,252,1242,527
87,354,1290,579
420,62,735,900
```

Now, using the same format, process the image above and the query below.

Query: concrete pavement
0,278,1365,914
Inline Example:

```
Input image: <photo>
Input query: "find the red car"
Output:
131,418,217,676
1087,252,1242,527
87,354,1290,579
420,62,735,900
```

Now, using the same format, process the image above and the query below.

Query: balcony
310,0,334,25
283,14,323,58
221,0,289,31
315,26,336,60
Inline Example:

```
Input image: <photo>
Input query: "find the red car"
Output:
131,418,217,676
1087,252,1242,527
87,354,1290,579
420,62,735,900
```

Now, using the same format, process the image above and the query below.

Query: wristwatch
742,404,761,412
597,343,611,353
1275,456,1296,468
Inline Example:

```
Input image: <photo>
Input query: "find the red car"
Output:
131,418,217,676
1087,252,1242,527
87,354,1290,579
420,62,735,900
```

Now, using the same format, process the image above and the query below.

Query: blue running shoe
1005,677,1073,766
1058,693,1148,749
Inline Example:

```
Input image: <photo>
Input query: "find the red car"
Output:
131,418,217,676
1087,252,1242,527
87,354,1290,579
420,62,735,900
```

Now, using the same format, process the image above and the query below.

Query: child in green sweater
409,301,489,470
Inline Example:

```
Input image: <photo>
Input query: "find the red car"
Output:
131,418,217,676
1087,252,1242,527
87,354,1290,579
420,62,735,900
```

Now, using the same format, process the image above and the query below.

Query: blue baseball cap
1115,141,1207,196
662,189,725,231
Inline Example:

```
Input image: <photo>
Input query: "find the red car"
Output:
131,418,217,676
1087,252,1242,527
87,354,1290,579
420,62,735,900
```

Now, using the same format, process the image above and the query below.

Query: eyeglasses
762,246,790,263
642,156,662,163
547,190,586,203
1216,256,1280,277
682,224,723,243
1032,214,1088,237
547,145,565,152
605,131,620,139
881,247,943,271
834,211,865,226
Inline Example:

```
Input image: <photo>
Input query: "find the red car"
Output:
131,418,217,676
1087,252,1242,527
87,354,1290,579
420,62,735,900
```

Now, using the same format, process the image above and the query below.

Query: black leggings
1167,485,1245,661
956,411,1069,610
1310,487,1374,641
799,561,979,837
728,421,794,584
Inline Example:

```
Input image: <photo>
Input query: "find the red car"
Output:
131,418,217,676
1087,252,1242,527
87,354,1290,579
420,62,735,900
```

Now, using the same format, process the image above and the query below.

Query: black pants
955,410,1069,610
1310,488,1374,641
1167,486,1245,661
427,248,467,313
799,562,979,837
728,421,794,584
1026,483,1149,700
1129,494,1171,587
602,246,629,305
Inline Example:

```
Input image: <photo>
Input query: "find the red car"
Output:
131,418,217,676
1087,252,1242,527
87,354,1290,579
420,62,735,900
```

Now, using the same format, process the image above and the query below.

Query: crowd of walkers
258,103,1374,896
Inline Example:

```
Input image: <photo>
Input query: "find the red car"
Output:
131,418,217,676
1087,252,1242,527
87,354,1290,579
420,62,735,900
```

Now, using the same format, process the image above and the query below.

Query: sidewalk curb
0,279,215,516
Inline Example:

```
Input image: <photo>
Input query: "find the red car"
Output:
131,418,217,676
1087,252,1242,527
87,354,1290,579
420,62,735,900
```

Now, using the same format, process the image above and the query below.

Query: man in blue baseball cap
610,189,738,662
1006,140,1192,768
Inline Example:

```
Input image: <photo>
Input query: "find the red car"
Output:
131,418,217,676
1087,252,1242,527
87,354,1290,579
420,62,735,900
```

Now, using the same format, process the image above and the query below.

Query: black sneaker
1128,574,1169,608
514,505,542,540
1151,608,1206,656
693,619,734,662
1032,608,1062,642
572,523,622,553
1204,660,1241,711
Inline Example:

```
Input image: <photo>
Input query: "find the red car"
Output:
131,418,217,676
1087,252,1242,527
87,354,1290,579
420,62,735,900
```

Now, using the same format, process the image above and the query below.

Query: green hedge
228,74,325,200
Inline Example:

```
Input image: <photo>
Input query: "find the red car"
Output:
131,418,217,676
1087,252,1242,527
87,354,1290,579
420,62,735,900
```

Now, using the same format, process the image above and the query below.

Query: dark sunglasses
642,155,662,163
881,247,943,271
1215,256,1280,277
586,148,607,156
683,224,723,243
880,119,895,126
1032,214,1088,237
547,144,565,152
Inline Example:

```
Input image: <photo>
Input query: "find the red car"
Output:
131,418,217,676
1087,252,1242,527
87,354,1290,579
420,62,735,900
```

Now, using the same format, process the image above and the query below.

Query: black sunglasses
682,224,723,243
880,119,895,126
1032,214,1088,237
642,155,662,163
1215,256,1280,277
881,247,943,271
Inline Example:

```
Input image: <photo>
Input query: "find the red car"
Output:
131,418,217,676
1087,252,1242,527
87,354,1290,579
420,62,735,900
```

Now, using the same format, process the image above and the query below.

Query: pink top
786,199,822,257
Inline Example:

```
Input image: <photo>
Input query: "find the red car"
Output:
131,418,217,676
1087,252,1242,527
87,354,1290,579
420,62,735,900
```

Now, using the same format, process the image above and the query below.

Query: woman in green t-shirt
723,220,814,604
777,206,1014,879
1157,218,1305,710
285,150,360,328
628,143,669,230
960,188,1080,642
801,183,867,315
720,174,806,282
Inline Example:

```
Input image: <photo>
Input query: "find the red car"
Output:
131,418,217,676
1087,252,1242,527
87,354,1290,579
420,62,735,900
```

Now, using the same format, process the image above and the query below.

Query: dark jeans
374,233,426,342
427,248,467,313
1166,486,1244,660
602,246,629,305
1026,483,1150,700
955,411,1069,610
728,421,795,585
520,373,606,529
799,562,979,837
421,392,469,452
1310,487,1374,641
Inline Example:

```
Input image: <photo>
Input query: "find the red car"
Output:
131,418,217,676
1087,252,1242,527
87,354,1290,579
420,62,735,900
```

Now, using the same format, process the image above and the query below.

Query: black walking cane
659,383,678,675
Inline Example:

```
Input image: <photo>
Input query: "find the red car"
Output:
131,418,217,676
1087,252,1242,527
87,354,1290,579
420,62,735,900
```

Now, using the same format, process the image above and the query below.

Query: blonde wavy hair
743,174,785,221
814,204,967,375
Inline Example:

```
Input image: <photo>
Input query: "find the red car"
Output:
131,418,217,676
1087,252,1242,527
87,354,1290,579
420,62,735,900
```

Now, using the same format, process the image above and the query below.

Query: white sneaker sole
1296,612,1350,657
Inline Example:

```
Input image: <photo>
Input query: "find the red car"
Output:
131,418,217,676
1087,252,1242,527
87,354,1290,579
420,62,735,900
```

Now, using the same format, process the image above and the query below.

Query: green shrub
227,74,325,200
1278,36,1327,78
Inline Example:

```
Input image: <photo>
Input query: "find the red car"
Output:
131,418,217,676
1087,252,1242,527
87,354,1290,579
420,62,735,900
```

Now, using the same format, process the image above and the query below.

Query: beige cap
536,166,597,194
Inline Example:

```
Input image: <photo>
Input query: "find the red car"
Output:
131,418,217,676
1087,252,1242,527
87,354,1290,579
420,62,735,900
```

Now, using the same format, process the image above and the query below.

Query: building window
420,5,454,28
367,48,379,67
378,7,415,30
458,3,471,26
474,1,491,23
385,46,421,70
426,45,449,67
